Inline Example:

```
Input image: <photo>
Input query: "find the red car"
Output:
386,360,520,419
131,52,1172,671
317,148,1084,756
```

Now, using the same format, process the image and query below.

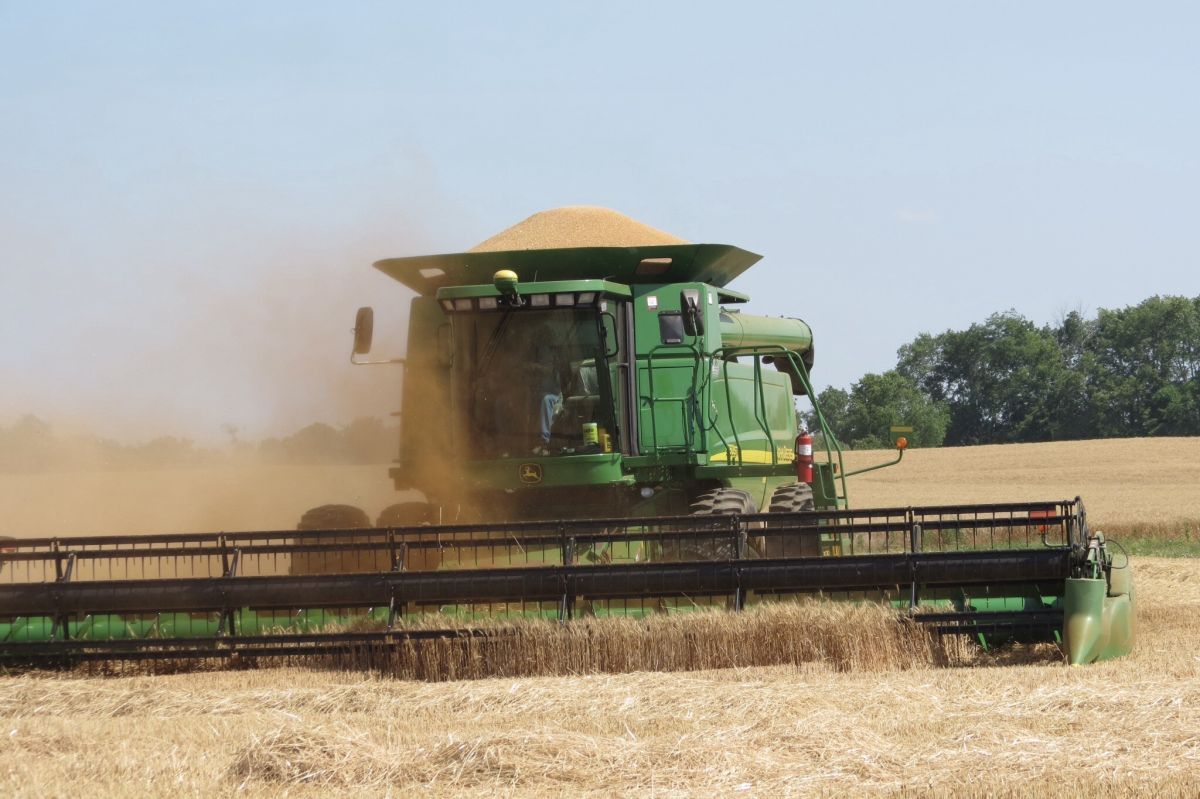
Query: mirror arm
599,311,619,358
350,352,406,366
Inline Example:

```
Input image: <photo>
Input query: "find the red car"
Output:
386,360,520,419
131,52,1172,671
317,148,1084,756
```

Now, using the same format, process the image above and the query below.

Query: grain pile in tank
468,205,688,252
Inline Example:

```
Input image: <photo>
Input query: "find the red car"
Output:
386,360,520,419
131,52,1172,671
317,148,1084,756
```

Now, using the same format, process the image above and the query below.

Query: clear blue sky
2,3,1197,443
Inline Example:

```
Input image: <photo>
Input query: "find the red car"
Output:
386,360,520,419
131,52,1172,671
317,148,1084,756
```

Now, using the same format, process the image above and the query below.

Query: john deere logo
519,463,543,484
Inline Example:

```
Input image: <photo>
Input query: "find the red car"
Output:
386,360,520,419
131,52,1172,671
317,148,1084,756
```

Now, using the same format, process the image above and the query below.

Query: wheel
690,487,759,517
768,483,816,514
296,504,370,531
291,504,373,575
685,487,759,560
375,502,434,528
766,483,820,557
375,502,441,571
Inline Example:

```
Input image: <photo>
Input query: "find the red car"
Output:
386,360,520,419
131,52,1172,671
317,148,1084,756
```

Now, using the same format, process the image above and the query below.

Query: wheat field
840,436,1200,528
1,438,1198,797
3,436,1197,538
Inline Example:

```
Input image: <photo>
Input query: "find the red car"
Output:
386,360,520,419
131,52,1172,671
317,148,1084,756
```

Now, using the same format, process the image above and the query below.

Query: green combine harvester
0,219,1134,666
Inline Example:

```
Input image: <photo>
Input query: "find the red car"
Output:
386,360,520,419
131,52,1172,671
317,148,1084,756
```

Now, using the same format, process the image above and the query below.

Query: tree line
806,294,1200,449
0,415,399,472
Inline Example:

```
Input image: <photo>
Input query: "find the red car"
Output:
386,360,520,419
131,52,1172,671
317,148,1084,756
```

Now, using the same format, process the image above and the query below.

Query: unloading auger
0,218,1135,666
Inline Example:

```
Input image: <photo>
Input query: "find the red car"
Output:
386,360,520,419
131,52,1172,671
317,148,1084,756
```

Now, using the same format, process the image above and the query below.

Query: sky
2,2,1198,444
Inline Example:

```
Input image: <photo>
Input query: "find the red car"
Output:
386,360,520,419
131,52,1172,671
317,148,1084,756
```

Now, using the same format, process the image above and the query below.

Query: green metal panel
637,360,700,453
465,453,628,492
703,360,794,467
719,313,812,353
628,282,719,357
1063,572,1135,664
811,463,841,509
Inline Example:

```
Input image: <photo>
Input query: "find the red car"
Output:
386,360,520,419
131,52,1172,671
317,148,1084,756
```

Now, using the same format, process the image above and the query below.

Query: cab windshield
453,308,616,459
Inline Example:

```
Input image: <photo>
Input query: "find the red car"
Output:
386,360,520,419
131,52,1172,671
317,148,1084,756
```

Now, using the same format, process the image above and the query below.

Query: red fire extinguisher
795,432,813,484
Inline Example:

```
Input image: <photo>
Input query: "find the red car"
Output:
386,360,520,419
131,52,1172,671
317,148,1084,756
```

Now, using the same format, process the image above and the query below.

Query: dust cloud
2,205,683,536
2,214,438,536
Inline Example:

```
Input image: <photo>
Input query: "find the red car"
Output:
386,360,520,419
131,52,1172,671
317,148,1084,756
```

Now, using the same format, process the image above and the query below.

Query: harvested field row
1,556,1196,798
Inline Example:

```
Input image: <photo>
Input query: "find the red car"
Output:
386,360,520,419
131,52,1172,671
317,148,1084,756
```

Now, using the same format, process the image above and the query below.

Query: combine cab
0,217,1135,667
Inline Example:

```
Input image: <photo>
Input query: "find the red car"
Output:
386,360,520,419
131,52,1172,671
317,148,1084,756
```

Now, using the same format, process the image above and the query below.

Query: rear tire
291,504,372,575
376,502,434,528
766,483,819,557
690,488,759,517
296,504,370,531
375,502,440,571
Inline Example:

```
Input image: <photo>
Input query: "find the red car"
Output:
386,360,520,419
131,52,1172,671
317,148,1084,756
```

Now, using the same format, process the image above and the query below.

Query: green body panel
705,360,796,466
466,453,629,492
0,609,392,642
811,463,842,509
1064,572,1135,665
719,313,813,353
636,359,696,453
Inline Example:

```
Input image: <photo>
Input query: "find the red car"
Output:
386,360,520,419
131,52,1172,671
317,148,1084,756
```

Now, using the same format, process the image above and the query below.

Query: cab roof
373,244,762,297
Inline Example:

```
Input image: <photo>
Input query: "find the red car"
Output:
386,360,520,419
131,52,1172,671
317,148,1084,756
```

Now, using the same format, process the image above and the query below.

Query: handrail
708,344,848,503
642,344,704,454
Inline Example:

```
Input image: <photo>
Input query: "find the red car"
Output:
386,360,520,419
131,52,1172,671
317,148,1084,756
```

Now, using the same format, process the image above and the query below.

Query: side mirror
680,290,705,337
353,307,374,355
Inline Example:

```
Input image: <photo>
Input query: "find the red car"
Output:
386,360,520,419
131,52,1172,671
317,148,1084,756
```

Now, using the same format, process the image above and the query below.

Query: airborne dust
3,221,421,536
1,206,688,537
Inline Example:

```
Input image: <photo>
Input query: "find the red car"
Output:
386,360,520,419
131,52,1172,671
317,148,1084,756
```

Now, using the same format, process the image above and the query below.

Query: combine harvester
0,208,1134,667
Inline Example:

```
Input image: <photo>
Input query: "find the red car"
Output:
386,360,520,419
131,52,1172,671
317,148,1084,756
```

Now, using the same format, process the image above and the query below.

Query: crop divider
731,515,747,611
558,526,575,621
908,521,923,609
217,537,241,637
387,539,408,629
49,549,76,642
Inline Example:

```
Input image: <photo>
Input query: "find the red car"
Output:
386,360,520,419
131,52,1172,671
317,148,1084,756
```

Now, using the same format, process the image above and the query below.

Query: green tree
897,312,1075,445
802,386,850,447
823,294,1200,447
804,371,947,449
1085,296,1200,436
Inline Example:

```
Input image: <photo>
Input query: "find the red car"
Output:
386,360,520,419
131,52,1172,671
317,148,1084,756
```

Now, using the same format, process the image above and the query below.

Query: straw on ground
1,556,1197,798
